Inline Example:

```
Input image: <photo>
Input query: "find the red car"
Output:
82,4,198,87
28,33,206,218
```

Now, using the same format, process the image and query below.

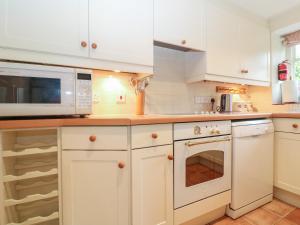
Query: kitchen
0,0,300,225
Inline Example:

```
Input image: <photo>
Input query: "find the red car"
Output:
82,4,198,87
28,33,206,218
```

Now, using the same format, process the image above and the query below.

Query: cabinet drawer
131,124,172,149
273,118,300,133
61,126,128,150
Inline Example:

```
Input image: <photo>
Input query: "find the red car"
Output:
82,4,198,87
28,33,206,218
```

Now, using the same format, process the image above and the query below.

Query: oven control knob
194,126,201,135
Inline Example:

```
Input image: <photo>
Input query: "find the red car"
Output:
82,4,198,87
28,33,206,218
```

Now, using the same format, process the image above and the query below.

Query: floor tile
211,217,253,225
285,209,300,225
263,199,296,217
243,208,281,225
275,219,298,225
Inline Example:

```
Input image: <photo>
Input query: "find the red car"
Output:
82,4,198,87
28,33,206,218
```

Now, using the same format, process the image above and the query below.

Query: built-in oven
174,121,232,209
0,62,92,117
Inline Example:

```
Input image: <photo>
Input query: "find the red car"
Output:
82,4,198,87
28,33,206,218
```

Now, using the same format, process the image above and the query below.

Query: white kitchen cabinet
203,1,270,86
132,145,173,225
274,132,300,195
154,0,206,51
89,0,153,66
206,1,240,78
239,18,270,82
0,0,89,57
62,151,130,225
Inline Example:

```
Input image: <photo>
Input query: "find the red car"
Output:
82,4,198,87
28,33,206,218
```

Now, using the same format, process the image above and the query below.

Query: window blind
283,30,300,46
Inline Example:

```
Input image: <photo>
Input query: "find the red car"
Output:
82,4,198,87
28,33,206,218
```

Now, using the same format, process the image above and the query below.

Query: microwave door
0,75,61,104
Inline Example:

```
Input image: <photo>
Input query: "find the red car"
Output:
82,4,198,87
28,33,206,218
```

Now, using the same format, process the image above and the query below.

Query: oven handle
185,137,231,147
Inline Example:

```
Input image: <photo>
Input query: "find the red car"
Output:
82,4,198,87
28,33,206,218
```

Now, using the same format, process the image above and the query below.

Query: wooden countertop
272,112,300,119
0,113,273,129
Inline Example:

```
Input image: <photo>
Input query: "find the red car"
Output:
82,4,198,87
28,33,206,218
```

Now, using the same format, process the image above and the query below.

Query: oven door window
186,150,224,187
0,75,61,104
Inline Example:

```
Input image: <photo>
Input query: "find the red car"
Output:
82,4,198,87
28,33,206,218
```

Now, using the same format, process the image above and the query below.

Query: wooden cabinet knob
91,43,98,49
292,124,298,129
151,133,158,139
81,41,87,48
89,135,97,142
168,155,174,161
181,40,186,45
118,162,125,169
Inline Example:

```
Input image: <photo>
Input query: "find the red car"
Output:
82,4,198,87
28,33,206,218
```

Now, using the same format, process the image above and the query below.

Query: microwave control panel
76,72,92,115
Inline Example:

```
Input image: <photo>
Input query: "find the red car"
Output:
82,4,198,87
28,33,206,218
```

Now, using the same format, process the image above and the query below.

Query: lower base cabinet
132,145,173,225
62,151,130,225
275,132,300,195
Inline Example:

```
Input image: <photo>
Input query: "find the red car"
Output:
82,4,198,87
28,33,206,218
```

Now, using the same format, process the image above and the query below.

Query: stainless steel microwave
0,62,92,117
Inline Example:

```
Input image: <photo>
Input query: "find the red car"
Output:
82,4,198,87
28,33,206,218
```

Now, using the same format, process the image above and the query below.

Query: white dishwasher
227,119,274,219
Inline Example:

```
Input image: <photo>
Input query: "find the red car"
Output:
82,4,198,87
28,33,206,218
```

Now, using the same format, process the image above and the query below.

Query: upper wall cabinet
206,2,240,78
0,0,153,73
239,17,270,82
154,0,206,51
89,0,153,66
0,0,89,57
203,1,271,86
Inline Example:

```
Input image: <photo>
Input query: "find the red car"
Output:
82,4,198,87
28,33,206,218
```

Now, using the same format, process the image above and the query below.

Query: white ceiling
227,0,300,19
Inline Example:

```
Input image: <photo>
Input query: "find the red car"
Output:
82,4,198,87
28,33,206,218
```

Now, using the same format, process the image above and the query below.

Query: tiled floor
211,199,300,225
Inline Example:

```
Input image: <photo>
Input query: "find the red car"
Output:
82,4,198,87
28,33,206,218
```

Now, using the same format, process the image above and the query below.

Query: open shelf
3,168,58,182
3,146,58,158
5,190,58,207
1,128,60,225
6,211,59,225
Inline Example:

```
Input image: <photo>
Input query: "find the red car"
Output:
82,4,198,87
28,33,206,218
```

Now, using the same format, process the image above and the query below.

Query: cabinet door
206,2,240,78
132,145,173,225
62,151,129,225
275,132,300,195
89,0,153,66
239,18,270,82
154,0,206,51
0,0,89,57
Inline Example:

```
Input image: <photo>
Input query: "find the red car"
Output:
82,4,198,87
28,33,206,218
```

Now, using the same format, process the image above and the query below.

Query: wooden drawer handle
168,155,174,161
89,135,97,142
81,41,87,48
91,43,98,49
151,133,158,139
292,124,298,129
118,162,125,169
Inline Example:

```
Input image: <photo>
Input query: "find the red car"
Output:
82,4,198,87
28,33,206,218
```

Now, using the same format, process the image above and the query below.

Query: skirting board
174,190,231,225
274,187,300,208
226,194,273,219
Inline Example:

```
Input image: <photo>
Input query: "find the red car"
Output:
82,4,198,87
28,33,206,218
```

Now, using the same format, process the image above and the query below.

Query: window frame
286,44,300,80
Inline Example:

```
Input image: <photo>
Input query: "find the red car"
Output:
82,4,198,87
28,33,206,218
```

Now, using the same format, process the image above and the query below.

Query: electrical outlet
194,96,212,104
116,94,126,104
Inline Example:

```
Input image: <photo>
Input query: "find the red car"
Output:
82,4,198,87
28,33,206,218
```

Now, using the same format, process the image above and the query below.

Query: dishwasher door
230,121,274,210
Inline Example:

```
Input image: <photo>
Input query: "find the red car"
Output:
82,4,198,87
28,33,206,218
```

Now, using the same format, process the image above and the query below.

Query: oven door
0,63,75,116
174,135,232,209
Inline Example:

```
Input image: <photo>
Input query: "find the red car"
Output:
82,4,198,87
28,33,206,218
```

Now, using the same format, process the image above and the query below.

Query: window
287,44,300,80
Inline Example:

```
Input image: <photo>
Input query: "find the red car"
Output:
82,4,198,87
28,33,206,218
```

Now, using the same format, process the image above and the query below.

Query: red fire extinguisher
278,60,289,81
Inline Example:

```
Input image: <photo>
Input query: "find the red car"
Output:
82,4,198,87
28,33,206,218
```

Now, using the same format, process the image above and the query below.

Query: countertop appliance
227,119,274,219
219,94,233,112
0,62,92,117
174,121,232,209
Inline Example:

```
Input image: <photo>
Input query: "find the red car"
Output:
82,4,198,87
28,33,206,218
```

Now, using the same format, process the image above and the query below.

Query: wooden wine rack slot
3,168,58,182
6,211,59,225
2,146,57,157
5,190,58,207
16,179,57,190
14,142,57,149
